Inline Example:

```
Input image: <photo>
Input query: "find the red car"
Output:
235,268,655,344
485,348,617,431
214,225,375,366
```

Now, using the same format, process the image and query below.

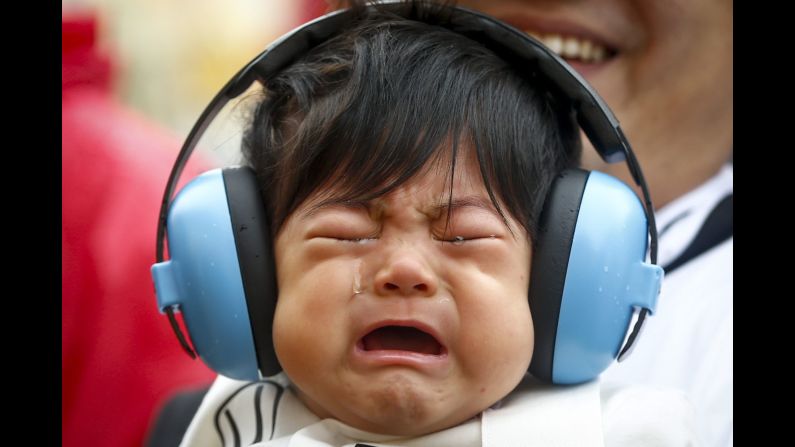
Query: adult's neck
581,136,733,210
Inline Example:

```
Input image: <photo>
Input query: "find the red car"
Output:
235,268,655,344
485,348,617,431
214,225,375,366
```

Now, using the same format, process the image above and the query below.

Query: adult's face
457,0,733,207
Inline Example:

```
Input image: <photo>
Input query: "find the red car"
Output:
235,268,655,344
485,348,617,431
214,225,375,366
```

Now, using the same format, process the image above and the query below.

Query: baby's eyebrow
434,196,514,236
431,196,501,218
297,195,502,221
298,198,371,220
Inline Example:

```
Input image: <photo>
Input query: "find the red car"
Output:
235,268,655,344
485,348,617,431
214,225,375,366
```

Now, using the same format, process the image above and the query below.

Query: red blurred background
62,1,327,446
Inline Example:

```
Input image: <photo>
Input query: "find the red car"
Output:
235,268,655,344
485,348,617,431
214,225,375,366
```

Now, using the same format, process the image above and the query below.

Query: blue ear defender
152,168,279,380
151,3,663,383
528,169,662,384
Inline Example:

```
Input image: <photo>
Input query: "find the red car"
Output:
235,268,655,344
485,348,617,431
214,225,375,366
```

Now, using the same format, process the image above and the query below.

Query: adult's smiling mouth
525,30,616,64
497,16,621,77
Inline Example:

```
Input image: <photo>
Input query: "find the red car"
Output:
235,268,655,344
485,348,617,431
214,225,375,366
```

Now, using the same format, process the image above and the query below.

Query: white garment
179,166,730,447
602,165,733,447
181,373,698,447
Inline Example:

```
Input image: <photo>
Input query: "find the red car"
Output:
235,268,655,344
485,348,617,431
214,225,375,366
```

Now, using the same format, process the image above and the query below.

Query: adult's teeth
526,31,610,63
591,44,606,61
580,39,593,61
561,36,580,58
544,34,562,54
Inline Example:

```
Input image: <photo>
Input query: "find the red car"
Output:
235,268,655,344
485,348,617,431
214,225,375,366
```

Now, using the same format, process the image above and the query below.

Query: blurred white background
62,0,323,149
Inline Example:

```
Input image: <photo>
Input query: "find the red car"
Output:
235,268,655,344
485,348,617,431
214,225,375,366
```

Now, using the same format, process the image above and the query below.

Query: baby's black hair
242,0,581,242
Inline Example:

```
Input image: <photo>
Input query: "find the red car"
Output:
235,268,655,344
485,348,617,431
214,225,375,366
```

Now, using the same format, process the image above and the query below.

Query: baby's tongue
362,326,442,355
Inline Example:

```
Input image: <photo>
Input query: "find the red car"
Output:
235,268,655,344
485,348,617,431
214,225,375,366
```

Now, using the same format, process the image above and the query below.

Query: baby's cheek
273,262,353,369
273,300,316,370
456,296,533,385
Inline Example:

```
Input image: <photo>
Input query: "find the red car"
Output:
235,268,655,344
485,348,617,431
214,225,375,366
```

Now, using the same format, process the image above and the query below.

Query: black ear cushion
527,169,589,382
222,167,282,376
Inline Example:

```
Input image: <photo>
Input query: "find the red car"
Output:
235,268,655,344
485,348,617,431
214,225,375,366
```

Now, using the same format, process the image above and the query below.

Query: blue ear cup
151,167,279,380
528,169,663,384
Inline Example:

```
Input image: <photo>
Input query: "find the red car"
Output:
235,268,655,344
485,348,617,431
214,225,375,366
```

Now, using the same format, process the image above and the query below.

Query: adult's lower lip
561,57,613,82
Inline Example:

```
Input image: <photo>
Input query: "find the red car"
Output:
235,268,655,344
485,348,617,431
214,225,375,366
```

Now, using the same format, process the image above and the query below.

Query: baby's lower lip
350,342,451,377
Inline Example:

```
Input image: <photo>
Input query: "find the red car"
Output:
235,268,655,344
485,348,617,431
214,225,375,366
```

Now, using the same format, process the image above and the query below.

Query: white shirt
602,164,733,447
180,373,698,447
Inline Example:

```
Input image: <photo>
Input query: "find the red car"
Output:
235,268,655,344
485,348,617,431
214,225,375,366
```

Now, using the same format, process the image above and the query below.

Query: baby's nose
373,249,437,297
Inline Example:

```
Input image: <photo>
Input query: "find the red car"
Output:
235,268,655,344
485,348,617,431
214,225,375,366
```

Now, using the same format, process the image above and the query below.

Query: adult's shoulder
601,384,701,447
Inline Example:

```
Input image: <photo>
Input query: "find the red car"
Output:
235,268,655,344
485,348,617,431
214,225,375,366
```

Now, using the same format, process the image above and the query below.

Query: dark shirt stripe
225,409,241,447
658,209,691,239
270,385,285,440
663,193,733,274
253,385,264,443
213,380,286,446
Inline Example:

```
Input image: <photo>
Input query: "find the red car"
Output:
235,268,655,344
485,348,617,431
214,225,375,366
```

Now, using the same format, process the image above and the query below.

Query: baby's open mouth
360,325,444,355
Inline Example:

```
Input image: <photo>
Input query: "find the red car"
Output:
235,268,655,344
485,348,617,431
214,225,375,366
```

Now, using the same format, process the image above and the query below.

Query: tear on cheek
352,260,363,296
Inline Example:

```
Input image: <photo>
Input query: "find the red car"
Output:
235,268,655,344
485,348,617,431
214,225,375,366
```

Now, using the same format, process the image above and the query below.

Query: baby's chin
297,372,504,437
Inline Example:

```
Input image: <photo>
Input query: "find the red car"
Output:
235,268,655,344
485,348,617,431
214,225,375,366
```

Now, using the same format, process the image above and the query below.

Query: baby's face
272,152,533,436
